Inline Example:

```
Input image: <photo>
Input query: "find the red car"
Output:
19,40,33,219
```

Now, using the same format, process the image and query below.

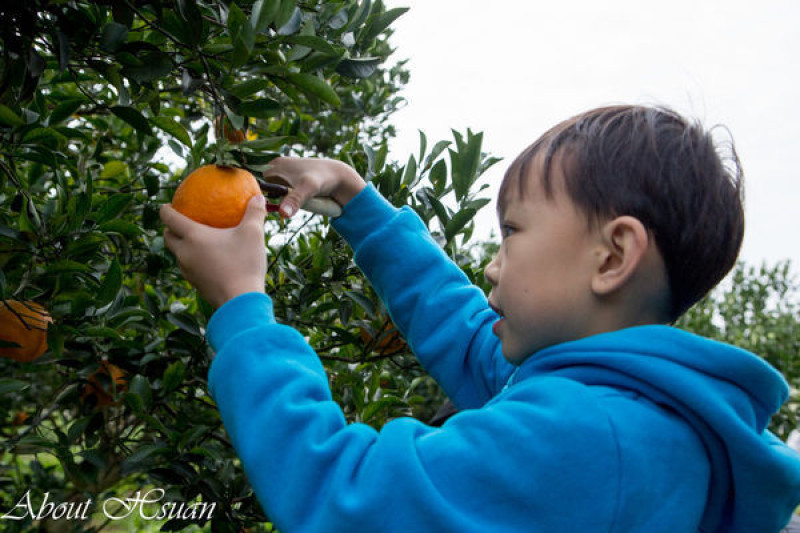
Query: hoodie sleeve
331,184,513,407
207,297,620,532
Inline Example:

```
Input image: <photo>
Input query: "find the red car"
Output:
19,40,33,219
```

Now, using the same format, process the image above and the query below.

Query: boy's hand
263,157,366,218
160,195,267,308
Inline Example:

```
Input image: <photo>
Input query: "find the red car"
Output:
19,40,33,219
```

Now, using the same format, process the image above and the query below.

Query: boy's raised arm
264,157,513,406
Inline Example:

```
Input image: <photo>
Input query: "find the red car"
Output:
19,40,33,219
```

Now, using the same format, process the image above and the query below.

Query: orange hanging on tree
0,300,53,362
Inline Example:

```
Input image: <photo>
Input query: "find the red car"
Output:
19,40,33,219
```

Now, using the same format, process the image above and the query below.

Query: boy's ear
591,216,650,296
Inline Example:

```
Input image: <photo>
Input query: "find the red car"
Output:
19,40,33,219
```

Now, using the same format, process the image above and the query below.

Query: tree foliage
0,1,500,530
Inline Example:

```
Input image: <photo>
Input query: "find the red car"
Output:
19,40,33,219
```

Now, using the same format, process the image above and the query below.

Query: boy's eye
500,224,516,239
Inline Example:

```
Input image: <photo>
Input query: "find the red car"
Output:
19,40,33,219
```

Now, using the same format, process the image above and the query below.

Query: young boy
160,105,800,532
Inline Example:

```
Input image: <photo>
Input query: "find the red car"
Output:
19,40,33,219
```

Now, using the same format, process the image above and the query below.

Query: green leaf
430,158,447,196
126,375,153,411
275,0,299,30
444,207,477,243
359,7,409,44
283,35,341,56
0,104,25,127
336,57,381,78
49,98,86,125
345,290,375,318
150,116,192,147
348,0,372,33
95,193,134,224
228,79,271,99
100,22,129,52
286,72,341,107
251,0,281,32
96,258,122,307
228,3,255,67
0,378,30,396
120,51,173,83
162,361,185,393
167,312,202,336
449,130,483,201
121,442,170,475
111,106,153,137
402,155,417,186
236,98,282,118
45,260,92,275
100,160,129,180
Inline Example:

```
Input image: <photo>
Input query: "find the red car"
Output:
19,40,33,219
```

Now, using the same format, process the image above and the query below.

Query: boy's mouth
488,300,505,337
488,300,504,317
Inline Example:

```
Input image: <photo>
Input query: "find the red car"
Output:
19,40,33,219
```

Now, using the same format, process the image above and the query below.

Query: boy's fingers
280,180,317,218
159,203,193,239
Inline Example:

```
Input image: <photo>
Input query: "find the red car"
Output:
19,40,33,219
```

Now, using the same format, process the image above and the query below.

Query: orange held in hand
0,300,53,363
172,165,262,228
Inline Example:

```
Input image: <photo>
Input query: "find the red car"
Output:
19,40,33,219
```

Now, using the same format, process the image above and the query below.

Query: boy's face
485,154,601,364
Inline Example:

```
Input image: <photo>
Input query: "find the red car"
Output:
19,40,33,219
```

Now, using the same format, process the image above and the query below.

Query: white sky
383,0,800,270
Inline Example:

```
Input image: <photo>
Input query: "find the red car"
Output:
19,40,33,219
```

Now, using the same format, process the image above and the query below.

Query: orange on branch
81,361,127,408
0,300,53,362
172,165,262,228
214,115,247,144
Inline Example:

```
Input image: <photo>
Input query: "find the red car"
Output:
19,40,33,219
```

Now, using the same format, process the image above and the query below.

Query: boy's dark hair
498,105,745,321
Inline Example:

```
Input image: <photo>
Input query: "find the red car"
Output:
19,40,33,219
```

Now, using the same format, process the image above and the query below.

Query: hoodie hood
510,325,800,533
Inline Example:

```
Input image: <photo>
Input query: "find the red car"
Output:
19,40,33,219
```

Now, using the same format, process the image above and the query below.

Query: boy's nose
484,255,499,286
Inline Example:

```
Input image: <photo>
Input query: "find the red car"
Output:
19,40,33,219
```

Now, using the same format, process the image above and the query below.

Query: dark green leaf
286,72,341,107
236,98,282,118
228,79,271,99
167,312,202,336
95,193,134,224
275,0,299,30
162,361,185,393
336,57,381,78
126,375,153,410
96,258,123,307
251,0,280,32
111,106,153,137
100,22,129,52
121,442,170,475
0,378,30,396
49,98,86,125
120,51,173,84
359,7,409,44
283,35,341,56
228,3,255,67
45,260,92,275
445,207,477,243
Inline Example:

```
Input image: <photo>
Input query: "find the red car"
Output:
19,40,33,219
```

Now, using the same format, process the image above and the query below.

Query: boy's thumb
242,194,267,224
279,181,316,219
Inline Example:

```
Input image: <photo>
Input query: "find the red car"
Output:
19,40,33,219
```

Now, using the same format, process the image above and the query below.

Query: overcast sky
382,0,800,271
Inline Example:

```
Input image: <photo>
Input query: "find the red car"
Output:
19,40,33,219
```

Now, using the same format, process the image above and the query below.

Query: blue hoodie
207,184,800,532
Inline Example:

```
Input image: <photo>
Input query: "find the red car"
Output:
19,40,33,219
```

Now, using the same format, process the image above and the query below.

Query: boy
160,105,800,532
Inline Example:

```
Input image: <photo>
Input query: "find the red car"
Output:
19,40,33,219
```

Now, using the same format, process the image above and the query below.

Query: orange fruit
0,300,53,362
214,115,247,144
359,320,408,356
172,165,262,228
81,361,127,408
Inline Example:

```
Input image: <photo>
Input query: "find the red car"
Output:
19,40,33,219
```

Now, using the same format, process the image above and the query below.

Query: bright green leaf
0,104,25,127
150,116,192,147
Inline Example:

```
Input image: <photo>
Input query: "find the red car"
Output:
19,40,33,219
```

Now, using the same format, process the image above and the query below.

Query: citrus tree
0,1,499,531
